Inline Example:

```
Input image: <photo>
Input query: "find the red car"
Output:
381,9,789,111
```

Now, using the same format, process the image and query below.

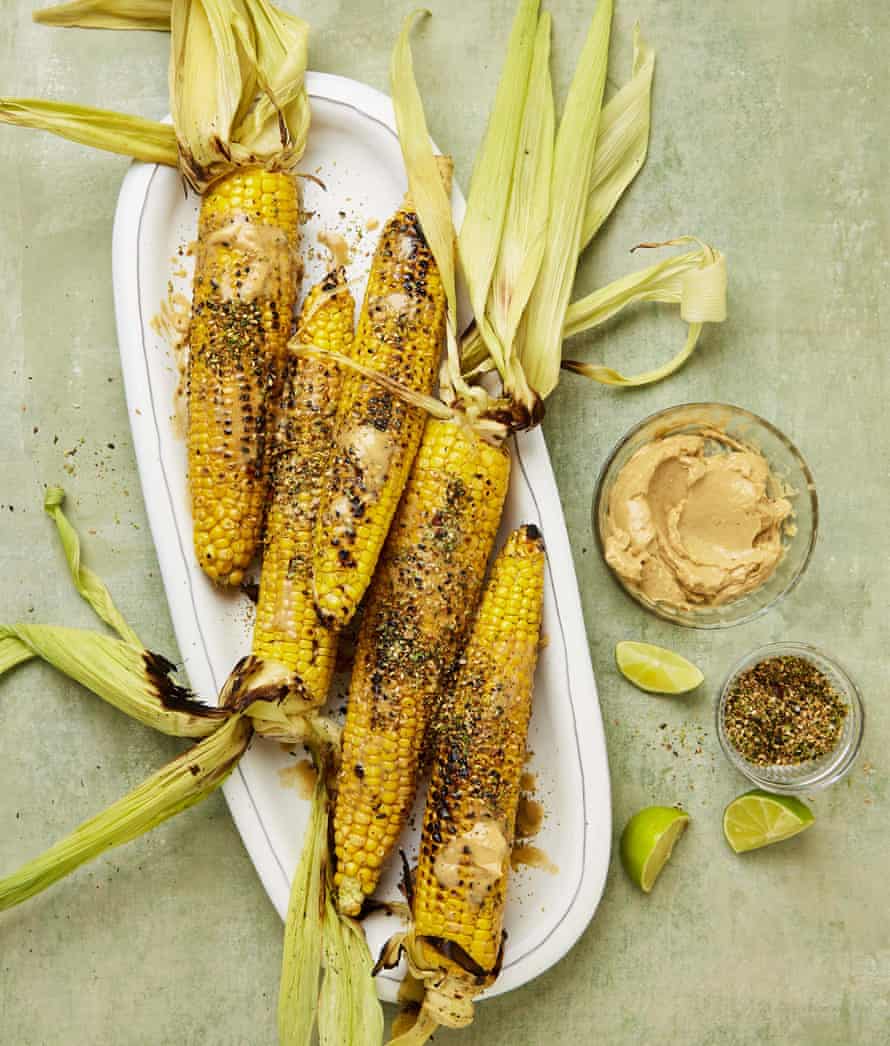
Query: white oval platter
111,71,611,1004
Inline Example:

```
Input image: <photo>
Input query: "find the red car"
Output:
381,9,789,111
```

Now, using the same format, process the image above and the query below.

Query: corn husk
6,0,309,190
562,239,727,385
277,763,384,1046
486,10,553,403
391,14,456,322
169,0,309,189
387,1010,438,1046
390,13,469,402
518,0,612,399
457,0,539,380
1,624,225,737
0,98,178,166
44,487,141,646
459,20,654,378
582,25,654,247
318,896,385,1046
34,0,171,30
277,771,328,1046
0,712,251,911
0,632,35,675
0,487,224,736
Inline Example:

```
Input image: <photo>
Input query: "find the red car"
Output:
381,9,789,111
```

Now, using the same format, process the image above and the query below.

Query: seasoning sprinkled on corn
383,525,546,1044
333,418,510,914
188,168,302,586
313,158,453,629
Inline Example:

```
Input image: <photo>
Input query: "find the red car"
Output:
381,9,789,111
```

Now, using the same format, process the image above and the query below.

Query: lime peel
620,806,690,893
616,640,704,695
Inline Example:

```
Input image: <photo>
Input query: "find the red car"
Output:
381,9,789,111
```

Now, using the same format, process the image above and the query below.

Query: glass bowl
592,402,818,628
716,643,864,793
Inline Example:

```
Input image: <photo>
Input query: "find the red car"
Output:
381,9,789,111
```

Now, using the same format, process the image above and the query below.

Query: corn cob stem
188,166,301,586
312,159,453,629
385,525,546,1043
332,417,511,915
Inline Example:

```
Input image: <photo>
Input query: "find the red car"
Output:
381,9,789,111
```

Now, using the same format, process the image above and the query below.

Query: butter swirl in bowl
592,403,818,628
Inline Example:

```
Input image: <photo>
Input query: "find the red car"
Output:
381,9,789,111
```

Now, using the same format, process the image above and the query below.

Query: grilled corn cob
385,525,545,1044
312,159,453,628
232,269,354,720
333,418,510,915
189,167,301,587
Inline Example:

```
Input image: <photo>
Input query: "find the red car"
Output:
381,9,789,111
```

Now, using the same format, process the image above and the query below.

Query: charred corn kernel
250,269,355,704
188,167,301,586
333,418,510,914
412,525,546,974
313,160,453,628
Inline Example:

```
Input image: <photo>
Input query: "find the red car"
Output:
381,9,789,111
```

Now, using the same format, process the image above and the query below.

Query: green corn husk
0,98,178,166
0,488,223,736
44,487,141,646
457,0,539,380
34,0,172,29
518,0,613,400
391,13,456,317
0,712,251,911
318,895,385,1046
277,766,385,1046
1,624,225,737
0,632,35,675
391,10,489,418
458,20,655,377
485,9,553,399
562,239,727,385
582,24,654,248
277,771,328,1046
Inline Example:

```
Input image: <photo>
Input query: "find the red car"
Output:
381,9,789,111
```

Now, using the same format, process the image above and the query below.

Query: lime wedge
620,806,689,892
615,640,704,694
723,790,815,853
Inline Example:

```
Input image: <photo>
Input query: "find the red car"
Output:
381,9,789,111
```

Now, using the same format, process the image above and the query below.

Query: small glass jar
716,643,864,793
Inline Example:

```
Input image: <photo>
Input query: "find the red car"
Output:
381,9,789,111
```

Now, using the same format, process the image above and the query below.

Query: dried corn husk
562,239,727,385
486,10,553,403
169,0,309,188
34,0,171,29
518,0,612,399
4,0,309,190
457,0,539,380
582,24,654,247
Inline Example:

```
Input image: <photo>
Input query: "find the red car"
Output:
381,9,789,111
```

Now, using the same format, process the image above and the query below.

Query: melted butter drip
434,817,509,906
278,759,317,799
511,845,558,875
205,218,292,303
317,228,350,268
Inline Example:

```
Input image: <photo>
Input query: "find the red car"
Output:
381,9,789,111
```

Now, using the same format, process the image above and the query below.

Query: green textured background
1,2,887,1043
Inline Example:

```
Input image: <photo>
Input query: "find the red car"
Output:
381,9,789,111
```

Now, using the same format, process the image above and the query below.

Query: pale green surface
1,1,887,1043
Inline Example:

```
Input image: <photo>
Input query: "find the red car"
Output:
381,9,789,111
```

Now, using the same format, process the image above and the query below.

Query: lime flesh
616,641,704,695
723,789,815,853
620,806,690,892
